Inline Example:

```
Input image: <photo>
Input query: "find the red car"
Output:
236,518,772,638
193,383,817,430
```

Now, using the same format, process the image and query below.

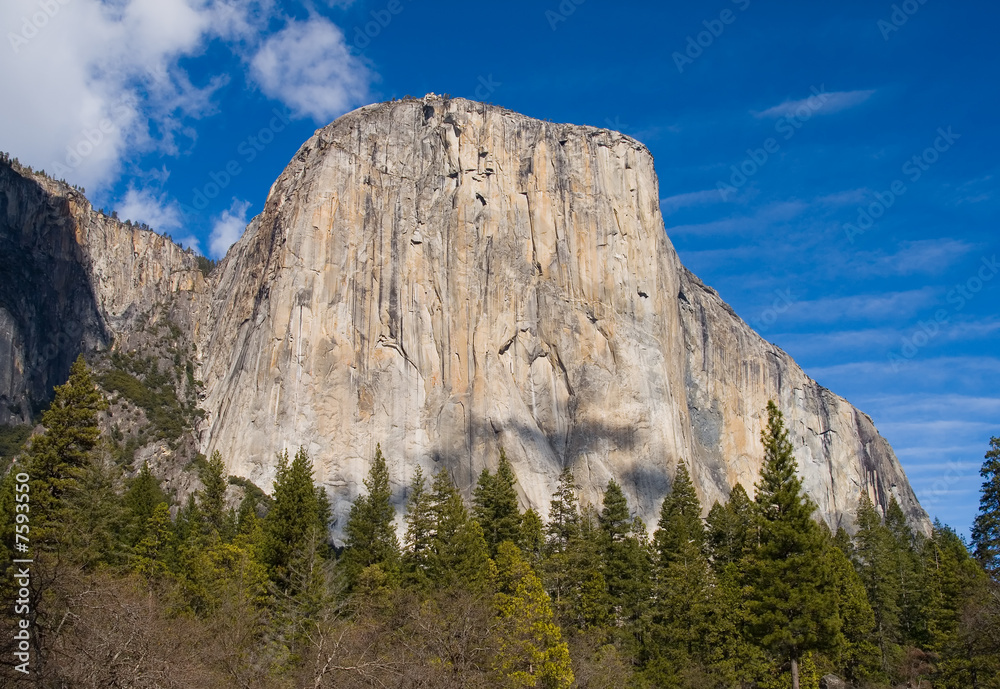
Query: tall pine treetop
755,400,814,525
971,436,1000,577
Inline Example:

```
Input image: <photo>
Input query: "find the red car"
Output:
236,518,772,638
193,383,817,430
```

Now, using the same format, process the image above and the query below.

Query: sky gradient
2,0,996,536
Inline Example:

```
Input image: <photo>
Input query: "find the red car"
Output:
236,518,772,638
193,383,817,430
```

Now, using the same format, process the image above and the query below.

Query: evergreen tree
123,462,168,546
750,401,839,689
884,496,920,643
598,480,652,629
264,447,325,588
21,355,106,547
133,502,175,579
646,462,717,684
402,466,434,586
853,493,902,671
706,482,755,570
473,448,523,554
546,467,581,549
492,541,574,689
971,436,1000,579
827,538,881,684
199,450,229,537
652,462,704,564
426,467,493,591
521,508,544,564
341,444,400,587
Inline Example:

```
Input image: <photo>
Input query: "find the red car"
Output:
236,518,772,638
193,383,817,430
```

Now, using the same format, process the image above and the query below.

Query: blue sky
2,0,996,536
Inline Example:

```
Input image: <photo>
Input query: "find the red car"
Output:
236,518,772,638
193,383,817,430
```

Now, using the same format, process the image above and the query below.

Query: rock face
0,97,931,538
0,162,205,423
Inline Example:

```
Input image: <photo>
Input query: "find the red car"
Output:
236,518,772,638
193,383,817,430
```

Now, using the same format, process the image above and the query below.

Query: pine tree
264,447,325,588
199,450,229,537
827,538,881,684
971,436,1000,579
750,401,839,689
521,508,544,564
402,466,434,586
853,493,902,671
492,541,574,689
884,496,920,643
706,482,754,570
21,355,106,547
653,462,704,564
133,502,175,579
341,444,400,587
473,448,523,554
647,462,717,683
598,479,652,629
123,462,168,546
426,467,493,591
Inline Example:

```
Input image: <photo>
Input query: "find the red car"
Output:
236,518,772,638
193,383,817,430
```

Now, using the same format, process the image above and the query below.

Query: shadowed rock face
0,161,204,423
0,96,930,538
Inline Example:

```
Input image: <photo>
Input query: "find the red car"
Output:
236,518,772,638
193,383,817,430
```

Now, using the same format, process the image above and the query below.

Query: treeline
0,358,998,688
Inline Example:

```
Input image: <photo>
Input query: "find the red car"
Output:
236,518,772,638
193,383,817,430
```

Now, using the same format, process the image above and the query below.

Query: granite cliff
0,97,931,537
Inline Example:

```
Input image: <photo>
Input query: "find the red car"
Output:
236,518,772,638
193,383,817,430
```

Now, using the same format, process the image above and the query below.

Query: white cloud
0,1,373,196
249,17,373,124
209,198,252,259
116,185,183,232
755,89,875,119
659,189,722,214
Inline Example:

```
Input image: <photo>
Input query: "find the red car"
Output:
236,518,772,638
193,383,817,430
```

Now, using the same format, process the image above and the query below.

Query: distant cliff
0,97,931,537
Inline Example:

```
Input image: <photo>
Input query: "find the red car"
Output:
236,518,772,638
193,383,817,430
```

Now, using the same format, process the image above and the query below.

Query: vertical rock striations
197,96,929,535
0,97,930,537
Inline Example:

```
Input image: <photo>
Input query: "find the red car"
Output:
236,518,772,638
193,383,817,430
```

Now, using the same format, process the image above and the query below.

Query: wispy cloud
848,239,975,277
209,198,252,259
666,200,809,236
116,185,183,233
660,189,722,214
754,89,875,119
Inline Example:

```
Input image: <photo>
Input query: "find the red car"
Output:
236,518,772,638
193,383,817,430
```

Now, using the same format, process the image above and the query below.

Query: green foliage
425,467,493,591
971,436,1000,578
750,401,840,674
706,482,755,570
598,479,652,629
473,447,524,555
0,423,31,464
492,541,574,689
123,462,168,546
341,444,400,587
20,355,107,548
853,493,902,670
199,450,230,537
100,348,203,445
264,447,326,590
195,255,218,277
